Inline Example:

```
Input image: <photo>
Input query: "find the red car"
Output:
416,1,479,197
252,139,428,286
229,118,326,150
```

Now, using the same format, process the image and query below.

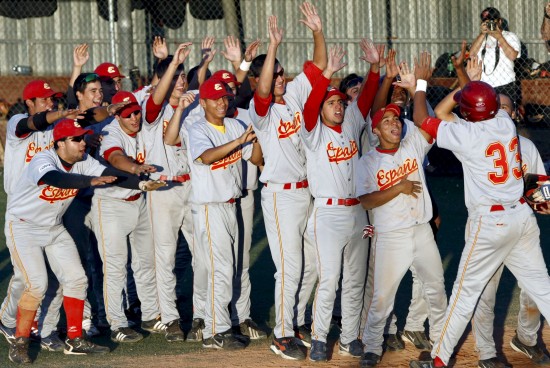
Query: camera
486,20,498,31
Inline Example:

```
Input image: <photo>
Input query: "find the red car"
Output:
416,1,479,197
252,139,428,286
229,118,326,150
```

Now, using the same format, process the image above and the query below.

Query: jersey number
485,137,521,185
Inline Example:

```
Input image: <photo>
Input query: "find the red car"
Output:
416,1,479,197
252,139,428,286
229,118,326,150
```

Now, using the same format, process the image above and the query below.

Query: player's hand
451,40,467,70
172,42,192,66
466,55,482,81
139,180,167,191
359,38,379,65
414,51,432,81
326,46,347,75
385,49,399,79
56,109,81,120
201,36,216,64
221,35,241,63
244,39,261,62
299,2,322,33
238,125,257,145
178,92,196,110
84,133,102,149
91,176,117,186
362,225,375,239
73,43,89,68
153,36,168,60
268,15,283,46
394,61,415,90
398,175,422,198
107,101,131,116
376,44,386,68
133,164,157,175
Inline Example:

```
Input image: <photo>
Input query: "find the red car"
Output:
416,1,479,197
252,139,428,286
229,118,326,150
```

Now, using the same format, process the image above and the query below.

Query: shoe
385,333,405,351
40,332,65,352
360,352,381,368
294,325,312,348
339,338,363,358
0,320,15,343
141,317,167,334
409,361,436,368
510,333,550,365
9,336,32,364
111,327,144,343
83,318,100,337
64,335,110,355
478,357,510,368
331,315,343,332
402,330,433,350
270,337,306,360
165,319,184,342
30,321,40,342
202,329,246,350
187,318,205,342
309,339,327,362
238,319,267,340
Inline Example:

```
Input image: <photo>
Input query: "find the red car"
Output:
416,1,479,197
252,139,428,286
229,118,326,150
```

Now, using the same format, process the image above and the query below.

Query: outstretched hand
91,176,117,186
201,37,216,64
244,39,261,62
152,36,168,60
220,35,241,63
394,61,415,90
172,42,193,65
73,44,89,68
359,38,379,65
451,40,467,70
299,2,322,33
326,46,347,74
414,51,432,81
385,49,399,79
466,56,482,81
268,15,283,46
239,125,257,145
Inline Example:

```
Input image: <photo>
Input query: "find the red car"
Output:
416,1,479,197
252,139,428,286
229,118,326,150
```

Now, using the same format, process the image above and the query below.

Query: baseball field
0,127,549,367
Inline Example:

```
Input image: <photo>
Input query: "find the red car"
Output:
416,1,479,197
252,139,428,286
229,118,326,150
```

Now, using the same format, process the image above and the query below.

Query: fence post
118,0,134,91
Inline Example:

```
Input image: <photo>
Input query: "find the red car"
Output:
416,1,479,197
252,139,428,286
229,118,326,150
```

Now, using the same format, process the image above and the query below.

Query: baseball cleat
165,319,184,342
238,319,267,340
294,324,312,348
110,327,143,343
338,338,364,358
141,317,167,334
9,336,32,364
270,337,306,360
64,336,110,355
309,339,328,362
360,352,381,367
402,330,433,351
510,333,550,365
0,320,16,343
477,357,510,368
202,329,246,350
40,332,65,352
409,360,436,368
29,321,40,342
186,318,205,342
385,333,405,351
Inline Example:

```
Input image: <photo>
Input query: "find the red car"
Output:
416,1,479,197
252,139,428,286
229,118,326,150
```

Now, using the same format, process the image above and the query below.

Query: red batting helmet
453,81,500,122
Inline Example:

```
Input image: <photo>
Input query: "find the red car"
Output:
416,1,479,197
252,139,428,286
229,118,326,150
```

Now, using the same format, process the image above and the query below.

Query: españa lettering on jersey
211,149,242,171
277,112,301,139
25,140,54,163
326,140,358,164
377,158,419,191
39,186,79,203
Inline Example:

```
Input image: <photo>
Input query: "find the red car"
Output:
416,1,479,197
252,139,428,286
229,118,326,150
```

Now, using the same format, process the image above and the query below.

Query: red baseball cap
111,91,141,118
322,87,347,104
371,104,401,131
22,80,63,101
54,119,92,142
94,62,126,79
211,70,240,86
199,79,231,100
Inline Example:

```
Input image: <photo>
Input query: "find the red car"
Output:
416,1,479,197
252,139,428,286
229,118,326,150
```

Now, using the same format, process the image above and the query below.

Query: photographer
469,7,522,105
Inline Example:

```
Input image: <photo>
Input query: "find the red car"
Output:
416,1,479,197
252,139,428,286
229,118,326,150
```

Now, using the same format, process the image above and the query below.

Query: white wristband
416,79,428,92
239,60,252,72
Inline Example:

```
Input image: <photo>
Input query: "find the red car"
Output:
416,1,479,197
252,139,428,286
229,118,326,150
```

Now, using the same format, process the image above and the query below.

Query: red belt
265,179,309,190
159,174,191,183
326,198,360,206
227,198,236,204
490,197,525,212
125,193,141,202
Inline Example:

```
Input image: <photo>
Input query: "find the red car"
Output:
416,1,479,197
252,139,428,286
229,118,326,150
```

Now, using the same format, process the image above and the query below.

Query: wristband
239,60,252,72
416,79,428,92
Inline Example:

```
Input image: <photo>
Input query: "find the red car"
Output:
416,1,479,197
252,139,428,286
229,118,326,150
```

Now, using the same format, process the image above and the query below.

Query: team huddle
2,2,550,368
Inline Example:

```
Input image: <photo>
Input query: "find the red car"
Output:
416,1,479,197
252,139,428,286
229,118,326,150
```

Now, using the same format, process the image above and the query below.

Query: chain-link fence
0,0,549,169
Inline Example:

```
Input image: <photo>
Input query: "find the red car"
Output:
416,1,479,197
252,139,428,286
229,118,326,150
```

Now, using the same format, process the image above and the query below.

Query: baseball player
248,4,327,359
3,119,164,364
409,70,550,368
141,42,197,336
358,53,447,368
301,43,380,361
187,78,262,349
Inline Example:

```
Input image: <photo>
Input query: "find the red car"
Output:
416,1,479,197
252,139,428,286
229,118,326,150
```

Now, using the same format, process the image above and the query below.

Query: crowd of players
1,2,550,368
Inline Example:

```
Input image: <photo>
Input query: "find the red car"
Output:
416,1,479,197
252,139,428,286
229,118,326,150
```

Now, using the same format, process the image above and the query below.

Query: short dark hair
187,65,211,90
250,54,281,78
480,7,501,21
156,56,185,80
338,73,363,94
74,73,101,94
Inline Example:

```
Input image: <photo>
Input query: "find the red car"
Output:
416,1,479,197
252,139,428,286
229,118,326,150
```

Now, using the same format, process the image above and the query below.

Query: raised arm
197,37,217,87
256,16,283,100
151,42,192,106
451,41,472,88
371,49,398,115
70,44,89,87
412,52,436,141
299,2,327,70
356,38,380,118
234,39,261,84
164,92,195,146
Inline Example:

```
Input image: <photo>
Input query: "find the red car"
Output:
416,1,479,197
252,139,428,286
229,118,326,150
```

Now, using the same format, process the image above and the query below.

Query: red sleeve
303,74,330,132
356,70,380,119
303,60,323,86
253,92,273,118
420,117,443,139
145,95,163,124
103,147,123,162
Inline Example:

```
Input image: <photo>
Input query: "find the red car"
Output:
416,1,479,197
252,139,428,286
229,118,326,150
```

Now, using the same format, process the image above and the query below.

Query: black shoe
64,335,110,355
270,337,306,360
510,333,550,365
9,336,32,364
141,317,167,334
338,338,364,357
385,333,405,351
478,357,510,368
110,327,143,343
409,360,436,368
187,318,205,342
294,325,312,348
202,329,246,350
165,319,184,342
360,352,381,368
237,319,267,340
309,339,327,362
402,330,433,350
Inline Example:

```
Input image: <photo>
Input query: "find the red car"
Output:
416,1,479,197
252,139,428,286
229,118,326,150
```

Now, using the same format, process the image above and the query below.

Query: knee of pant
19,290,43,311
64,272,88,296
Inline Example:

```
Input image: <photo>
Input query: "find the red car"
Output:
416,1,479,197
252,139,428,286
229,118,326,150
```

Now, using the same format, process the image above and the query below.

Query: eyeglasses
273,68,285,79
66,136,85,143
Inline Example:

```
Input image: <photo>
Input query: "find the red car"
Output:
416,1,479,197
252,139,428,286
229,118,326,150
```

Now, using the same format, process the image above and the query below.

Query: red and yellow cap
111,91,141,118
22,80,62,101
371,104,401,131
94,62,126,79
54,119,92,141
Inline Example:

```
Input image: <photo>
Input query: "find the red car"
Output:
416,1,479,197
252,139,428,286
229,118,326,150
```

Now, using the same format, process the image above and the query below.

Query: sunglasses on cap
84,73,100,83
273,68,285,79
65,136,85,143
